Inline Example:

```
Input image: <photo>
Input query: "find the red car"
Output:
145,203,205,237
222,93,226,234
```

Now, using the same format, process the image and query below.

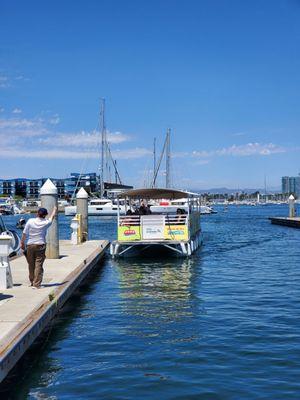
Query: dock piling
76,187,89,242
289,194,295,218
40,179,59,259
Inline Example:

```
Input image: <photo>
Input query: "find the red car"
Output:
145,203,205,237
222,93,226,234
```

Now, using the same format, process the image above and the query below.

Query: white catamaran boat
150,198,216,215
64,198,127,216
110,188,202,258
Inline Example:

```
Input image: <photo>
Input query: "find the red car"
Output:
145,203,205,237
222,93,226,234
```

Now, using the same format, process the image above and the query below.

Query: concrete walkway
0,239,109,382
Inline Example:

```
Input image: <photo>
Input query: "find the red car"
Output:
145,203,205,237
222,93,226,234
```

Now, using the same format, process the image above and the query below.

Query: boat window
91,200,110,205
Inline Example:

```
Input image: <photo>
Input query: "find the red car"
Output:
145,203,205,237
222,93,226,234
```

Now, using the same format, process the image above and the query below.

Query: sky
1,0,300,190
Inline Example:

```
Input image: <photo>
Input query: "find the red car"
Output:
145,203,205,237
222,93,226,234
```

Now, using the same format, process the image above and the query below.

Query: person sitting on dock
20,207,57,289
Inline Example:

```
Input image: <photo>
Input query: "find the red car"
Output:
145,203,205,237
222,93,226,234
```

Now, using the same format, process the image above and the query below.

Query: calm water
1,205,300,399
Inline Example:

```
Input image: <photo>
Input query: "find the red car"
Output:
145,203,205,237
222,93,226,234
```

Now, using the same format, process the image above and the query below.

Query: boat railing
119,214,188,227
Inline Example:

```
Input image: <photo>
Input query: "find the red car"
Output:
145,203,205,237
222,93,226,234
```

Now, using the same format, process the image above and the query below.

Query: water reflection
112,257,205,342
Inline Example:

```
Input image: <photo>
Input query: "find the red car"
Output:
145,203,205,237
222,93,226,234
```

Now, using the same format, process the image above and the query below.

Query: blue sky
1,0,300,189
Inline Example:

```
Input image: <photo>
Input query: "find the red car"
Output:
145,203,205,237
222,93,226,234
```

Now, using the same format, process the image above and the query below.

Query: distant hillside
188,187,281,194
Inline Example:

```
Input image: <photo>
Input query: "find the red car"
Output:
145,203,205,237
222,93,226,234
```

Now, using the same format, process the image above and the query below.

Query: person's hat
38,207,48,216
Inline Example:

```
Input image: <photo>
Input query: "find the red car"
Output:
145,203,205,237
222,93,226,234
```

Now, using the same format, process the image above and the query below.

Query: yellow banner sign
164,225,188,240
118,226,141,241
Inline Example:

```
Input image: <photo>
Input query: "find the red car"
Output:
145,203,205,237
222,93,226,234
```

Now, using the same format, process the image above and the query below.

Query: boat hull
110,231,203,258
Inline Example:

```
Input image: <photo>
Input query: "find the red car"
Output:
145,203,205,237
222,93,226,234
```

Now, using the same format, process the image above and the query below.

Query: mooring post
289,194,295,218
76,187,89,242
40,179,59,258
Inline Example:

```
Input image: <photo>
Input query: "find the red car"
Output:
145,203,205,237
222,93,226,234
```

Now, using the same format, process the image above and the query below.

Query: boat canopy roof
119,188,197,200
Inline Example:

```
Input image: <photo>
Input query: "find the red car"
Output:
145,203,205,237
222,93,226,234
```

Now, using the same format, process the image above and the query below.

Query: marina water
1,204,300,399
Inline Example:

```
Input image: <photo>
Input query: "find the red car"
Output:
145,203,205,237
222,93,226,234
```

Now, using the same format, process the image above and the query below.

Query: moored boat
0,215,21,256
64,198,127,216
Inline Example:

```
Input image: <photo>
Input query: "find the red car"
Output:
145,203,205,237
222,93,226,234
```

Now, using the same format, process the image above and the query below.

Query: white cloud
193,143,286,158
112,147,152,159
0,148,98,159
172,151,190,158
12,108,22,114
232,132,246,137
15,75,27,81
107,131,130,144
0,147,151,160
0,114,146,160
0,107,4,113
0,117,48,138
0,75,9,88
39,130,130,148
49,114,60,125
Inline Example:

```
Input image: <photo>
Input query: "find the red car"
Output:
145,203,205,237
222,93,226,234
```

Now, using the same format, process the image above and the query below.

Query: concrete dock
269,217,300,228
0,239,109,383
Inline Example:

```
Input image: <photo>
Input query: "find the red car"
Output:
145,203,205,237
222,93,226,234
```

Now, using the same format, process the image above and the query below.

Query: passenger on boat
176,208,186,224
121,209,140,226
146,205,152,215
139,202,147,215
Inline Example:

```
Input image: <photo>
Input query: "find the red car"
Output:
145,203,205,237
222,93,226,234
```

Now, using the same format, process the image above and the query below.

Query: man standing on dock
21,207,57,289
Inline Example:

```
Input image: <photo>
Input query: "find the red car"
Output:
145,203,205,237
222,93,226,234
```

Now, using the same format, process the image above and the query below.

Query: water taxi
110,188,202,258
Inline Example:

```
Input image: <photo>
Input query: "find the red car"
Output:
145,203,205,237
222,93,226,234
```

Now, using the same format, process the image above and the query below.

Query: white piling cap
76,187,89,199
289,194,295,200
40,179,58,195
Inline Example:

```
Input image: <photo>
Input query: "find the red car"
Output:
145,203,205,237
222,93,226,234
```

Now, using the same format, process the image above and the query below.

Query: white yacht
64,198,127,216
149,198,216,215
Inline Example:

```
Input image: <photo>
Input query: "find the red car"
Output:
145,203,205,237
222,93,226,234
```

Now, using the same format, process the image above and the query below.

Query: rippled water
1,205,300,399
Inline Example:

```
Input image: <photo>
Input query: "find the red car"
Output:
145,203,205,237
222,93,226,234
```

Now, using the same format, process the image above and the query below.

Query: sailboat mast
153,137,156,188
100,98,106,197
166,128,171,188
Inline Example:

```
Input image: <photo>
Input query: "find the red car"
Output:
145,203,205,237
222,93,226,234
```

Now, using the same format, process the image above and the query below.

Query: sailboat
64,99,128,216
149,130,215,215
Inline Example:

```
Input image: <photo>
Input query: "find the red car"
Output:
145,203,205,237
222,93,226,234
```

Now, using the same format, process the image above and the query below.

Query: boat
64,198,127,216
110,188,202,258
0,198,25,215
0,215,21,256
65,99,130,217
149,198,216,215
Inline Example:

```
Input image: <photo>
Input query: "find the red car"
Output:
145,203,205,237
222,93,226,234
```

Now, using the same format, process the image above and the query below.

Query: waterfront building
64,173,100,198
0,174,98,199
0,172,132,199
282,175,300,197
